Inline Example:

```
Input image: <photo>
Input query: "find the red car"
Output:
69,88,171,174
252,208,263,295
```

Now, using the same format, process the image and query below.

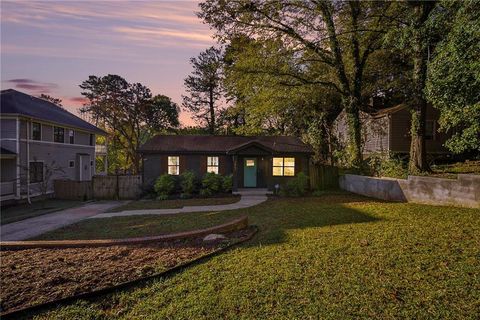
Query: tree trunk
408,3,432,173
209,87,215,134
345,97,363,168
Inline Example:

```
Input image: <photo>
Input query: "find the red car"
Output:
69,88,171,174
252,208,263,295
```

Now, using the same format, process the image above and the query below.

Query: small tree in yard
20,159,65,207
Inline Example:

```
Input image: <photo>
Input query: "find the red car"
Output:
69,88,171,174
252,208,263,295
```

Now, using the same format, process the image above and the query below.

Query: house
0,89,106,203
139,135,314,191
333,103,451,157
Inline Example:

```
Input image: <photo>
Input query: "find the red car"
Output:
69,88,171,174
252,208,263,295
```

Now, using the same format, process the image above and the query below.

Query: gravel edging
0,225,258,319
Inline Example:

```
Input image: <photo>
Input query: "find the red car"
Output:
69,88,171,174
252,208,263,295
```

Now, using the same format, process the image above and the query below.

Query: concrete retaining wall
339,174,480,208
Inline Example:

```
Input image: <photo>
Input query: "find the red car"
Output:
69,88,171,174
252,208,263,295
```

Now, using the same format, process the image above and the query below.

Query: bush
222,174,233,193
156,194,169,201
367,153,408,179
201,172,223,196
280,172,309,197
154,174,176,197
180,170,197,195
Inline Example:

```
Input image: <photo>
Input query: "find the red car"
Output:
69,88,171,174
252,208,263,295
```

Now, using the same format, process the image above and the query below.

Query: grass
31,193,480,319
0,200,84,225
430,160,480,179
106,196,240,213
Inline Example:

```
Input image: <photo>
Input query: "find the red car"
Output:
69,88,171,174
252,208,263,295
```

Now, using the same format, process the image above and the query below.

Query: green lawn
0,200,84,225
105,196,240,213
31,193,480,319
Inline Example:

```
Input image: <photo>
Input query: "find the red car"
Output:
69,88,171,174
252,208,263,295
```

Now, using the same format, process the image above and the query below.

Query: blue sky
0,0,216,125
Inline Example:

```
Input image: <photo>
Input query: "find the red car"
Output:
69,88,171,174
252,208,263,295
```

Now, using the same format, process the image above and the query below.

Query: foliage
280,172,309,197
222,174,233,193
200,172,223,196
200,1,399,167
426,0,480,153
367,153,408,179
180,170,197,195
154,174,176,197
38,94,63,107
80,74,179,173
182,47,225,134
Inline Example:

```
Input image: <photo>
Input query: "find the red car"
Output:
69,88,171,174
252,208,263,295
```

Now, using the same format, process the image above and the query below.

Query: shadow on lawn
234,193,383,247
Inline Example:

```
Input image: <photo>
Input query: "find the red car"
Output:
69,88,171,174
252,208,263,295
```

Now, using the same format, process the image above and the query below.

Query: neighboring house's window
168,156,180,175
69,160,75,168
425,120,435,140
89,134,95,146
54,126,65,143
272,157,295,176
29,161,44,183
207,156,219,174
68,129,75,144
32,122,41,141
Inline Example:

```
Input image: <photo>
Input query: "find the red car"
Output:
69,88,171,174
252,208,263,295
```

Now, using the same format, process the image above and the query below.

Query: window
272,157,295,176
29,162,44,183
32,122,41,141
54,126,64,143
68,129,74,144
245,159,255,166
207,156,219,174
69,160,75,168
168,156,180,175
89,134,95,146
425,120,435,140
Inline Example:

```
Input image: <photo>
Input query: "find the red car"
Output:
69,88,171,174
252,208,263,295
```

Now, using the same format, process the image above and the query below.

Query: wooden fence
54,175,142,200
309,164,339,190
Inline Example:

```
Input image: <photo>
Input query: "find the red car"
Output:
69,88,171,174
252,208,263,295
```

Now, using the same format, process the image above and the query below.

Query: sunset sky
0,0,216,125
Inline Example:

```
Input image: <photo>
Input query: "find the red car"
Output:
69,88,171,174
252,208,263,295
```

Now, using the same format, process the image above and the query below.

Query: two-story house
1,89,106,203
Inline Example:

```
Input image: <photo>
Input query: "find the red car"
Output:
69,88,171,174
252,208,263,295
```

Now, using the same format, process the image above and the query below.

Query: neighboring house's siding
1,119,16,139
41,124,53,142
1,159,16,181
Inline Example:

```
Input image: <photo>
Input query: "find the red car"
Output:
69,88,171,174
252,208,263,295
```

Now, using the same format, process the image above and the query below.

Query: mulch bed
0,231,249,314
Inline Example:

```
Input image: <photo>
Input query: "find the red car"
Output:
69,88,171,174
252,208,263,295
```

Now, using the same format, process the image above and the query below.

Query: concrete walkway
1,201,125,241
90,195,268,219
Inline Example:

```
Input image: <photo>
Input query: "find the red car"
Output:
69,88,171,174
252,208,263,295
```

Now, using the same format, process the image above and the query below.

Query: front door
243,158,257,187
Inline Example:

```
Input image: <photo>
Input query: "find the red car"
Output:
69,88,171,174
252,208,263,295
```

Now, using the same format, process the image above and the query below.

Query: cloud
4,79,58,93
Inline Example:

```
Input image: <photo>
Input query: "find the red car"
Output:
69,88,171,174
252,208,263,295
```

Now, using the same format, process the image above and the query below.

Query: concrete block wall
339,174,480,208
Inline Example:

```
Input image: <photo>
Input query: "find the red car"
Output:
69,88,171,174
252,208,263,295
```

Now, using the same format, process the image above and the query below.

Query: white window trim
68,129,75,144
53,126,65,143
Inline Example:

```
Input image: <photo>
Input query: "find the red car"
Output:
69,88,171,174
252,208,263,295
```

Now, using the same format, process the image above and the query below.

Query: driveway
1,201,125,241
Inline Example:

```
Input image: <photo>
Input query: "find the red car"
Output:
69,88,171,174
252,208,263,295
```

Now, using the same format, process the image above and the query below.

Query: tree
38,94,63,107
199,1,393,167
182,46,224,134
426,0,480,153
80,74,179,173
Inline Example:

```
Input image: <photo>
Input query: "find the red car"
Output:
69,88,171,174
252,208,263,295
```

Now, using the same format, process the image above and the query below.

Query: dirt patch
0,231,247,314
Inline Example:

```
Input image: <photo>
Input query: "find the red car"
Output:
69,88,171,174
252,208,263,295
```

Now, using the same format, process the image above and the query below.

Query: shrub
281,172,309,197
180,170,197,195
154,174,176,197
367,153,408,179
222,174,233,193
180,193,191,199
201,172,223,196
156,194,169,201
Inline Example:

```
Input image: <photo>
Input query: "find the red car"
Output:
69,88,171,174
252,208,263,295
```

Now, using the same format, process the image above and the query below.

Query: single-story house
0,89,106,203
139,135,314,191
333,103,451,156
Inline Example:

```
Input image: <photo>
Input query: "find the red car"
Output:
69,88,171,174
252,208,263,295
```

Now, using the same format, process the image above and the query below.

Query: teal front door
243,158,257,187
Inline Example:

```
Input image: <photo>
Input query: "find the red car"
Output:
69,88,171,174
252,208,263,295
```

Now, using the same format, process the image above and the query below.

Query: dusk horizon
0,0,214,126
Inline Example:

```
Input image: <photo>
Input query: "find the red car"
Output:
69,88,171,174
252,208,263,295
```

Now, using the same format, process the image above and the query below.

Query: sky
0,0,216,125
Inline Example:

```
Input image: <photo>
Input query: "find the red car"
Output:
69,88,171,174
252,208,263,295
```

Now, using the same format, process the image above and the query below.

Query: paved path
1,201,125,241
90,195,268,219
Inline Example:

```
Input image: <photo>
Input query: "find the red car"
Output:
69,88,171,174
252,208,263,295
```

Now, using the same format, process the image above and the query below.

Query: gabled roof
0,89,105,135
139,135,314,154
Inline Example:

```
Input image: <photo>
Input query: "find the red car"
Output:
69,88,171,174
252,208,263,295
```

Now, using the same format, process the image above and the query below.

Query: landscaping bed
107,195,240,212
0,229,251,314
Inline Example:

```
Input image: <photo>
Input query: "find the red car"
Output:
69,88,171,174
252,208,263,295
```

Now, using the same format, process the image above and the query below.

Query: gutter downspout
16,117,20,199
